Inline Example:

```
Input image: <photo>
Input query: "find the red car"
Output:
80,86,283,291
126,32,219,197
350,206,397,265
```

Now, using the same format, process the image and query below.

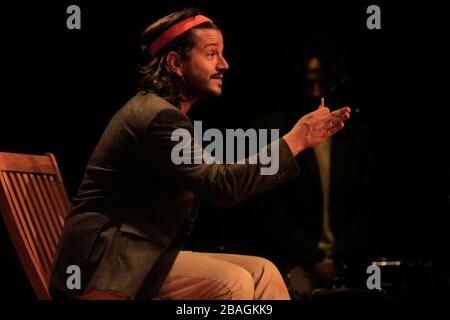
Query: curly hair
139,8,219,106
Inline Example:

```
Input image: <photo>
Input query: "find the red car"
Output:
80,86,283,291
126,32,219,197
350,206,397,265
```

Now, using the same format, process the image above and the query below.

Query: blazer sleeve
141,107,300,207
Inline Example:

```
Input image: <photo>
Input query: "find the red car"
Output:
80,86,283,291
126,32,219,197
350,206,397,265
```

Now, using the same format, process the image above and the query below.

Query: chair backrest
0,152,71,300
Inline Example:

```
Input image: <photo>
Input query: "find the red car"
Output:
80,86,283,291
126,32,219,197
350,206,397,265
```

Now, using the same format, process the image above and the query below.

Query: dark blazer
49,92,300,299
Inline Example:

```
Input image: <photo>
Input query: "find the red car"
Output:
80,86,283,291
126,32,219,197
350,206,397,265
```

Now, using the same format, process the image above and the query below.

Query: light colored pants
155,251,291,300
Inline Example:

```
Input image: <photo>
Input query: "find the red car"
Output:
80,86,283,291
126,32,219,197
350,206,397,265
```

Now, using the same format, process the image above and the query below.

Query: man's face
182,28,229,98
304,57,326,99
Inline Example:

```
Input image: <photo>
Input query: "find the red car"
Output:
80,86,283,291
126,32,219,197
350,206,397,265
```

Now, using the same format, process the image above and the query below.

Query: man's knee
250,256,285,281
197,262,255,300
242,256,290,300
229,267,254,300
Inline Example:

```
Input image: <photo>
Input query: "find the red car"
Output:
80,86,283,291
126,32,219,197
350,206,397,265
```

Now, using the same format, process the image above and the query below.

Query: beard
183,69,223,101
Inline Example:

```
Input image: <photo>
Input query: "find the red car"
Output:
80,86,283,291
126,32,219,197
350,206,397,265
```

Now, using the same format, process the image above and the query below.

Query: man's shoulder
127,92,180,117
118,92,189,128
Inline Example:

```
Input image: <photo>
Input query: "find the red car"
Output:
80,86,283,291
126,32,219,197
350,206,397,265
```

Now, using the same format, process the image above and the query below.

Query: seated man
49,8,350,300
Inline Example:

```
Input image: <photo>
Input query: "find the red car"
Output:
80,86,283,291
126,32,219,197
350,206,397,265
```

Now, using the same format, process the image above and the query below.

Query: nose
217,54,229,71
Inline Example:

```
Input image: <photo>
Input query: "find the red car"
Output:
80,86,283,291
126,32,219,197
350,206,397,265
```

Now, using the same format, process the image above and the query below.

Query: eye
207,50,217,57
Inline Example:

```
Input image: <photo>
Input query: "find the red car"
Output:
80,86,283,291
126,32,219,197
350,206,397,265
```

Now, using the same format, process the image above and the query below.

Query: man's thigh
155,251,254,300
200,252,273,276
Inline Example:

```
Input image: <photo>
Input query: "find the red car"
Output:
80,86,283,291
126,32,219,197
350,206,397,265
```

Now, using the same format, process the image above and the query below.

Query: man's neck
179,92,197,113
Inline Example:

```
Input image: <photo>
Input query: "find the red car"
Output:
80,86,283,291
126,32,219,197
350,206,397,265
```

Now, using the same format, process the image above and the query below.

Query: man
49,8,350,300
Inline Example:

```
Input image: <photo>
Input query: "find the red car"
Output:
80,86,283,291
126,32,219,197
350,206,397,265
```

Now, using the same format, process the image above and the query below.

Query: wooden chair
0,152,71,300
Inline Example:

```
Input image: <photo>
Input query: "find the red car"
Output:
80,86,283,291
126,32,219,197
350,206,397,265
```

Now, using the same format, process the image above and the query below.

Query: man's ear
166,51,184,77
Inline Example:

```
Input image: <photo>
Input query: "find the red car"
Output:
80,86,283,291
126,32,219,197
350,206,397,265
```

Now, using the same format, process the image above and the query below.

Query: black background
1,0,448,304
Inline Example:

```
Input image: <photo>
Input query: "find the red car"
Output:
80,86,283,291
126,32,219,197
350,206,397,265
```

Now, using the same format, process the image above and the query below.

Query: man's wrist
282,132,304,156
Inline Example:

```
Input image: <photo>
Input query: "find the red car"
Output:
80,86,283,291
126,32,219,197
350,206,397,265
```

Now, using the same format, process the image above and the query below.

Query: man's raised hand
283,104,351,156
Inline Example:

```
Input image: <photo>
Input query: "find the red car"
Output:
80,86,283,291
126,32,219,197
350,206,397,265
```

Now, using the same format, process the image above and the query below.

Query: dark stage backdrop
1,0,448,300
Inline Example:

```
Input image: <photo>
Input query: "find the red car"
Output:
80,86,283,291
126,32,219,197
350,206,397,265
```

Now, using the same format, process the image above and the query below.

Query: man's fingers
330,106,351,117
316,112,349,131
309,105,350,134
333,112,350,123
327,122,344,136
328,107,351,123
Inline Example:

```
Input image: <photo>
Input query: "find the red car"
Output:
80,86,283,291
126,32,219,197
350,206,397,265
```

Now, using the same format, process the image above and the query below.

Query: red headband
149,15,213,57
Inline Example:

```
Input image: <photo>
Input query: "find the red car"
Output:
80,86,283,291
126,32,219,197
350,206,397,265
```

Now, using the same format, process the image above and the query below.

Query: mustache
210,73,224,79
